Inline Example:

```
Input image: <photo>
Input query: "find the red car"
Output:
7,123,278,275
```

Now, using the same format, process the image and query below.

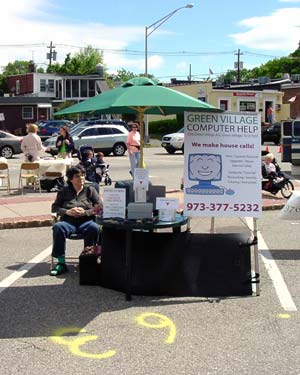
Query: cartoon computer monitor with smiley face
187,153,225,195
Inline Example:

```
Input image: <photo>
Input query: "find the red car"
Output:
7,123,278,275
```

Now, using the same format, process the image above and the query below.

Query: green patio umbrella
54,77,222,166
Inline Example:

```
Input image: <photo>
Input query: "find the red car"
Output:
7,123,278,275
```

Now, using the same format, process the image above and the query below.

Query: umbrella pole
138,110,145,168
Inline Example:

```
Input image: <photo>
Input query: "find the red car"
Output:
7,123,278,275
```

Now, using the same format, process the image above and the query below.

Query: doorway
265,101,273,123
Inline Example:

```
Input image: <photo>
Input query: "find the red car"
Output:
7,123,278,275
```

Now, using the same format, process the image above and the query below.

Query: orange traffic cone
265,145,269,152
278,145,282,153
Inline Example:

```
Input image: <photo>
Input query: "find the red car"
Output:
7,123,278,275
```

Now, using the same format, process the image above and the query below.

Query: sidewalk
0,185,298,229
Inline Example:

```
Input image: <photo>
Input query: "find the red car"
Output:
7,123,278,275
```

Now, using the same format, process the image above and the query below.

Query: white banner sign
183,112,262,217
103,188,126,218
0,113,5,121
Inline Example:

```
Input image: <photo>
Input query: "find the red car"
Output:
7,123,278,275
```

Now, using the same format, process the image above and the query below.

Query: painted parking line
0,245,52,295
245,217,297,312
258,233,297,312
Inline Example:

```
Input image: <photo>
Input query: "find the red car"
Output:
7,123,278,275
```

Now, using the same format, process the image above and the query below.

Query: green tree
0,60,33,95
105,68,138,88
2,60,31,75
47,46,103,75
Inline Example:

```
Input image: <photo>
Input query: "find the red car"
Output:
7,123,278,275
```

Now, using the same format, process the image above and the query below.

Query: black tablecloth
100,230,253,297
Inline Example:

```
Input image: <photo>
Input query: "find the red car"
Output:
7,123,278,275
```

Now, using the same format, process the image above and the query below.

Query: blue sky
1,0,300,82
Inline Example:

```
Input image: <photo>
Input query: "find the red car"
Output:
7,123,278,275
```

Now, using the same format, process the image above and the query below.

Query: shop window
240,101,256,112
48,79,55,92
66,79,71,98
89,80,95,97
220,100,228,110
40,79,46,92
72,80,79,97
80,80,88,97
22,107,33,120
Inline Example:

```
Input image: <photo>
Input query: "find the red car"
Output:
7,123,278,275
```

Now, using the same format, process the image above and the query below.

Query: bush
149,119,182,135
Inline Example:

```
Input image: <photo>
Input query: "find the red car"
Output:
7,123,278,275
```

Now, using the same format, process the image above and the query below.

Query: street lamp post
144,3,194,76
144,4,194,142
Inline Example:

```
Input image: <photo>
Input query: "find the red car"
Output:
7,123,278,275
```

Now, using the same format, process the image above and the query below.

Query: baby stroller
77,145,112,186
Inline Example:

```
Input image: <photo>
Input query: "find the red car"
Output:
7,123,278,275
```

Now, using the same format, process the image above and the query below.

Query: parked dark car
261,122,281,145
0,131,23,158
37,120,73,140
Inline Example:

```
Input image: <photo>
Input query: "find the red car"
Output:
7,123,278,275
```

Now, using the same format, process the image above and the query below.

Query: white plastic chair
0,162,11,193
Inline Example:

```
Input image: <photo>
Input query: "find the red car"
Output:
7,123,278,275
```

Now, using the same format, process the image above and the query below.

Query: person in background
95,152,106,183
21,123,46,162
262,153,283,192
56,126,74,158
50,165,102,276
79,149,97,183
262,153,276,177
126,121,140,176
267,105,274,124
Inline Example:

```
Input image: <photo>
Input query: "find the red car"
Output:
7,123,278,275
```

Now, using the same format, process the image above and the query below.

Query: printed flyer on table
183,112,262,217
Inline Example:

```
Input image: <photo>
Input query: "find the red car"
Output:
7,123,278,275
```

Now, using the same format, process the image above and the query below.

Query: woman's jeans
128,151,140,175
52,220,100,258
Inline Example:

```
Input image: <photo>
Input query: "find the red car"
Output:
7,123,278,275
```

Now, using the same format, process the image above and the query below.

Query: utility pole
234,49,243,83
47,41,57,66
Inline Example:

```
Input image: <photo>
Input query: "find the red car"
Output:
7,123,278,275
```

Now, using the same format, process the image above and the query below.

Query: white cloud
0,0,146,73
230,8,300,52
279,0,300,3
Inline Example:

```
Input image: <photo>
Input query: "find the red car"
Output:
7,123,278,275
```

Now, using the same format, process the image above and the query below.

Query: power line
0,43,283,59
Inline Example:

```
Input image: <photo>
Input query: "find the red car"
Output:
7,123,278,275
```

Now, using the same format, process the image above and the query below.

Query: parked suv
38,120,73,140
161,128,184,154
261,122,281,145
71,119,129,134
44,124,128,156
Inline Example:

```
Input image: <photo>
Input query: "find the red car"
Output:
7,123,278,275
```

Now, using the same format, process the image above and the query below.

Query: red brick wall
7,74,34,95
282,87,300,119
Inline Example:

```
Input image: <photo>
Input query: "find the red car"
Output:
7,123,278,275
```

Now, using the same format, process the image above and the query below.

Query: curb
0,203,285,230
0,216,54,230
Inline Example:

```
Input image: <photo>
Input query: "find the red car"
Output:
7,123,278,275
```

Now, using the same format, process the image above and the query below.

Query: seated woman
50,165,102,276
262,153,283,192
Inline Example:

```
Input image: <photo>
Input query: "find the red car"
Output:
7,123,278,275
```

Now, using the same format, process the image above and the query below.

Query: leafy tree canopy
218,46,300,84
47,45,103,75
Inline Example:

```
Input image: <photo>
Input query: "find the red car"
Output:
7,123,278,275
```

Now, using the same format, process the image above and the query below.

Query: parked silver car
161,128,184,154
44,124,128,156
0,131,23,158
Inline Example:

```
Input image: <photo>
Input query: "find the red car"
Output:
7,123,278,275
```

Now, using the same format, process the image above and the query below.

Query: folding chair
50,216,101,270
50,182,100,268
50,213,86,269
0,162,11,193
18,162,41,194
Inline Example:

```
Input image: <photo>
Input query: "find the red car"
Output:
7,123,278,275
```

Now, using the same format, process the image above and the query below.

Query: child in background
95,152,106,183
80,149,97,182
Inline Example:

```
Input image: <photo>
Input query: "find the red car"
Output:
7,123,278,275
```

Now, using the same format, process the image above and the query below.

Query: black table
97,215,189,301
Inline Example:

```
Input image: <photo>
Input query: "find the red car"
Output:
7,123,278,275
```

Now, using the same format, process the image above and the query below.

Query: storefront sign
233,92,257,97
183,112,262,217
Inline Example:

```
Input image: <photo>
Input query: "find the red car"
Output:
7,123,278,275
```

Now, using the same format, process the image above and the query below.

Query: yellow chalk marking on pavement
51,327,116,359
277,313,291,319
136,312,176,344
